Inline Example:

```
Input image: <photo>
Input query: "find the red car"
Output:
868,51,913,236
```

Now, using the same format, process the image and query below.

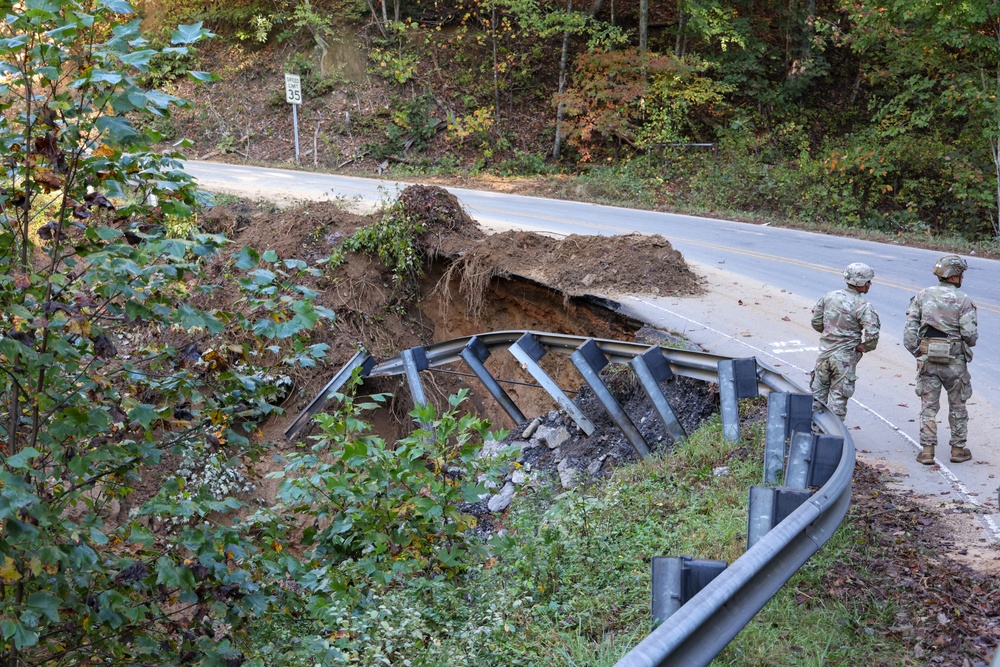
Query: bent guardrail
286,330,855,667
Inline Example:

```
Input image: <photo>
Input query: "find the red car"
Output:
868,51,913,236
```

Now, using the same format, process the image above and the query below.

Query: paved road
183,160,1000,551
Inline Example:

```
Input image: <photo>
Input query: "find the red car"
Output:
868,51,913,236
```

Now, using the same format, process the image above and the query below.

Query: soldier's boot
950,446,972,463
916,446,935,465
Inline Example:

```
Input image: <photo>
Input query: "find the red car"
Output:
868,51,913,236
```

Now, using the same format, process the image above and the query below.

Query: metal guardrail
286,330,855,667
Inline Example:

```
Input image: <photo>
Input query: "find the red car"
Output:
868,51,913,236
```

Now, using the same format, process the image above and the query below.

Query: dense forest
145,0,1000,241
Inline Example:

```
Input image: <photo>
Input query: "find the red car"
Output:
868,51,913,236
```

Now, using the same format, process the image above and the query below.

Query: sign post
284,73,302,164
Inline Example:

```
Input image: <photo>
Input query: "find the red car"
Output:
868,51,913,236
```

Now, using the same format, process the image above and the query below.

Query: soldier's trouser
811,352,860,420
915,358,972,448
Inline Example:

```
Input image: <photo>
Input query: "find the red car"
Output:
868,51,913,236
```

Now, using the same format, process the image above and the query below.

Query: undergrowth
242,402,910,665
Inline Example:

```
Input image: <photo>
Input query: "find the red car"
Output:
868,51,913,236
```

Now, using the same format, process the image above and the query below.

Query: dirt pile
195,187,700,447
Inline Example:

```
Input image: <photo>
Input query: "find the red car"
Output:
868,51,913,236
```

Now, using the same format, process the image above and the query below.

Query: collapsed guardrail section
286,330,854,667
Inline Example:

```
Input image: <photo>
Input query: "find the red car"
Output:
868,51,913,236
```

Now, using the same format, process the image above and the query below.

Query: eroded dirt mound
399,185,700,299
447,229,701,301
401,185,486,258
195,194,699,451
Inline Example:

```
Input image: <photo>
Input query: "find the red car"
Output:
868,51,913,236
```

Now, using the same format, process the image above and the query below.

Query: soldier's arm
811,297,825,333
860,304,880,352
959,300,978,348
903,296,921,356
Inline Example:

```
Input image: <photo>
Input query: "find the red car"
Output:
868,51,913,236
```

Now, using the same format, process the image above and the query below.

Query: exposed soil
197,186,701,443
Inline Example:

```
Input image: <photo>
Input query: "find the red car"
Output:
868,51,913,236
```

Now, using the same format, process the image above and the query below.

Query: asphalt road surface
182,160,1000,545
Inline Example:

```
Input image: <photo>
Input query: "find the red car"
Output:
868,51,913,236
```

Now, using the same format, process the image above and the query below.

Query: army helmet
843,262,875,287
933,254,968,279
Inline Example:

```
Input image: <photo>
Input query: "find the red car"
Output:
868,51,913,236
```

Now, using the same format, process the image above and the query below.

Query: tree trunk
639,0,648,50
492,0,500,126
552,0,574,159
676,3,687,57
799,0,816,71
992,25,1000,238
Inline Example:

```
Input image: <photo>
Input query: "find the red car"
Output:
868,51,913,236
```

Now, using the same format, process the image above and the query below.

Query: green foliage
272,388,508,585
236,13,275,42
556,48,732,162
446,105,495,149
491,149,552,177
343,196,427,282
638,56,734,147
0,4,334,663
369,20,420,84
372,93,443,157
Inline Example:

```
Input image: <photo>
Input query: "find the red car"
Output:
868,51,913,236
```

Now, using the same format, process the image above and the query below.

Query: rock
559,467,579,488
478,474,499,490
581,273,595,287
587,459,603,475
545,426,571,449
478,436,506,459
511,469,529,485
713,466,730,477
521,418,542,439
488,482,515,512
533,425,551,446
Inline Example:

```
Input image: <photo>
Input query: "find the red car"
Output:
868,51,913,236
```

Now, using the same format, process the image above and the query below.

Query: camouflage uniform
903,282,978,460
810,288,880,419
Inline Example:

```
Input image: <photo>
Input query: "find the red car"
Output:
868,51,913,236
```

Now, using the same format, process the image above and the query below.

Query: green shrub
273,389,511,587
343,201,426,282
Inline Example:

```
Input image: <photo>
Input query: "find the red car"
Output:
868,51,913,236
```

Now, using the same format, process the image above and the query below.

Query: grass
244,405,911,666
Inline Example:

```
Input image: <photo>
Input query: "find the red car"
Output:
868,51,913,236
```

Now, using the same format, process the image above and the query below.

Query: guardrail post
651,556,727,626
571,340,650,458
718,358,759,441
747,486,814,548
786,432,844,489
460,336,526,426
402,346,430,408
509,332,595,435
630,347,686,444
402,347,431,432
284,349,376,438
763,393,813,485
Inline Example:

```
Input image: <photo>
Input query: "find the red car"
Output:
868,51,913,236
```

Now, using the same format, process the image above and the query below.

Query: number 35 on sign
284,73,302,104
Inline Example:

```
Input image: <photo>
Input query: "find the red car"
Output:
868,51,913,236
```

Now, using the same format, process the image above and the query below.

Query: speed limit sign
284,73,302,105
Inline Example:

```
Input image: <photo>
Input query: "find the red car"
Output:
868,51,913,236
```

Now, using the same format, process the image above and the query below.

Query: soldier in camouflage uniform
903,255,978,465
810,263,881,421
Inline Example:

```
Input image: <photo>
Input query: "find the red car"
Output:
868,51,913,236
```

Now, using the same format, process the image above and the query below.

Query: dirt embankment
198,186,700,442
